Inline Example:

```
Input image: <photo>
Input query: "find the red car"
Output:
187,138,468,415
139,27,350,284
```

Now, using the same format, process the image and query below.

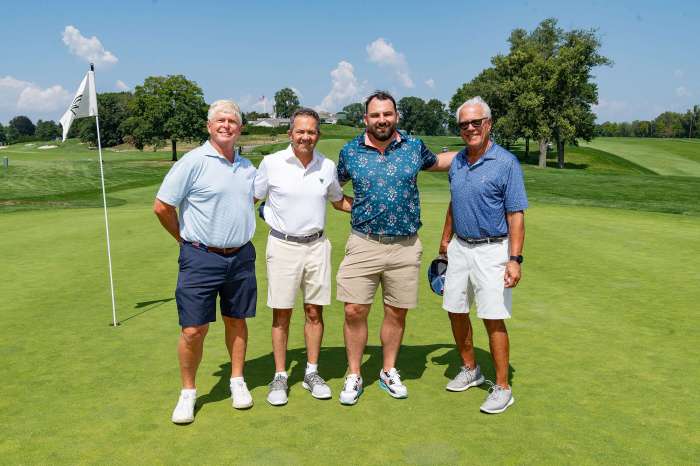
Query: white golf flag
59,70,98,141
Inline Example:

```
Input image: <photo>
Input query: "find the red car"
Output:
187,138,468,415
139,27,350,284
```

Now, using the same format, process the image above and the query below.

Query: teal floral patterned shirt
337,131,437,235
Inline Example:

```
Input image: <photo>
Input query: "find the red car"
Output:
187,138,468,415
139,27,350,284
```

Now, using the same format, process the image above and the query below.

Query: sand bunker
38,145,58,150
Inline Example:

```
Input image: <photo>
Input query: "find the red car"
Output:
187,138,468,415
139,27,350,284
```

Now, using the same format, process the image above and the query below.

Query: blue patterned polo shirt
449,142,528,239
337,131,437,235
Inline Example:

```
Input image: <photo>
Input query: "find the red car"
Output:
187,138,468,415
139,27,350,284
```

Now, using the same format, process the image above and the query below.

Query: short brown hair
290,108,320,131
364,91,397,114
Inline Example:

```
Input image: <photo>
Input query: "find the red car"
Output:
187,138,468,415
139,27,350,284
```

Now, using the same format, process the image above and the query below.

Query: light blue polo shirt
156,141,256,248
449,142,528,239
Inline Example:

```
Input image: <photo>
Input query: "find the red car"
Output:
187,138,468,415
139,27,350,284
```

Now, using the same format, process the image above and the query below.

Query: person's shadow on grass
196,343,463,410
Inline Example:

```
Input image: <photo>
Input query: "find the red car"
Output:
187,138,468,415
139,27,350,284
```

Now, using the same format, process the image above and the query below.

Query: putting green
1,173,698,463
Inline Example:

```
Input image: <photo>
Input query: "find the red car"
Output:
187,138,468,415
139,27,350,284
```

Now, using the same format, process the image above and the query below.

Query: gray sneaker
302,372,332,399
480,381,515,414
267,375,288,406
446,364,485,392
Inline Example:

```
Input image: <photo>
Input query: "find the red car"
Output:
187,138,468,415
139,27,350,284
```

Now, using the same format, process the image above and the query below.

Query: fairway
1,138,699,464
582,137,700,177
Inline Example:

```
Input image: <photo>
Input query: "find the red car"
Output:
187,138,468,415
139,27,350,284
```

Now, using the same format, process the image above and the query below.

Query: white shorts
442,237,512,319
265,234,332,309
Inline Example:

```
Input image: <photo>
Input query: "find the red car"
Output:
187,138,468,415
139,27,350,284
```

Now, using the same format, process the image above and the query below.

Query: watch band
509,255,523,264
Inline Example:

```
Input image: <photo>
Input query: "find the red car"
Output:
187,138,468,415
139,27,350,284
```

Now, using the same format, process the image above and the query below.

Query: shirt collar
360,130,403,151
285,144,321,169
202,140,239,165
460,140,497,166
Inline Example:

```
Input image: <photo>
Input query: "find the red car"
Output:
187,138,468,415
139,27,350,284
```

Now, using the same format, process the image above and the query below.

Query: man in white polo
254,108,352,406
154,99,257,424
439,96,527,414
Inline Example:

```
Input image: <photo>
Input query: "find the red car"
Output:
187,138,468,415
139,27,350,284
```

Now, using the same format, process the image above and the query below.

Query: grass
1,135,699,463
582,137,700,176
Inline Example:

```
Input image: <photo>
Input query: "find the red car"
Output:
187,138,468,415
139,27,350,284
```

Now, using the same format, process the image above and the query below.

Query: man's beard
367,122,396,141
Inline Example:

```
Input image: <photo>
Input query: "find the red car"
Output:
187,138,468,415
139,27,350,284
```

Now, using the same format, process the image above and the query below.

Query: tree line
2,17,618,170
596,106,700,138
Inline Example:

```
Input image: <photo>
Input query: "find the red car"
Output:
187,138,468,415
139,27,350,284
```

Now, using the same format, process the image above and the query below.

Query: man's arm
428,151,458,171
504,211,525,288
331,194,353,213
439,202,453,256
153,198,182,243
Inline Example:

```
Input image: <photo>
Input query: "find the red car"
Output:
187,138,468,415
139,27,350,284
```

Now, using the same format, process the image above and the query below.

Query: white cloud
366,38,414,88
673,69,684,79
675,86,692,97
592,98,628,114
115,80,129,91
290,87,304,102
17,85,71,112
62,25,118,67
425,78,435,89
318,61,364,112
238,94,270,113
0,75,70,113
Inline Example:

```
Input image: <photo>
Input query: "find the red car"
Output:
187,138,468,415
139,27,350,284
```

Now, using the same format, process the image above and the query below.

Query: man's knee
181,324,208,344
384,304,407,325
304,304,323,326
483,318,508,334
345,303,370,322
272,309,292,329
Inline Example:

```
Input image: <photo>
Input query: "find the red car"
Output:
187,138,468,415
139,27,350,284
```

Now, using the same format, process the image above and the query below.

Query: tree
340,103,364,127
9,115,35,137
423,99,448,136
77,92,133,147
35,120,61,141
653,112,684,137
397,96,426,134
0,123,6,144
273,88,300,118
121,75,207,161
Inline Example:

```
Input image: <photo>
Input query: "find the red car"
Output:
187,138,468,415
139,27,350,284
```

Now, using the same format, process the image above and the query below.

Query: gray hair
290,107,321,131
455,96,492,121
208,99,242,123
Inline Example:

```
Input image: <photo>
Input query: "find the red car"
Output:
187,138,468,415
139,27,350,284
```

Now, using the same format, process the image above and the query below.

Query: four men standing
155,93,527,422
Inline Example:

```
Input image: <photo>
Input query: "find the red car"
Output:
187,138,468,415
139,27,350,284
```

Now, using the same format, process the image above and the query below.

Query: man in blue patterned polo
335,91,456,405
438,96,527,414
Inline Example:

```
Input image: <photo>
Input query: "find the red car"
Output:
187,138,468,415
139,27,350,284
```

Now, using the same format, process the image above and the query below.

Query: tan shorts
265,234,332,308
336,232,423,309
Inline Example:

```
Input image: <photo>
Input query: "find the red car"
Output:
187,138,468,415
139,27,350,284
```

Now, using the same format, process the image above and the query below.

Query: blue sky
1,0,698,125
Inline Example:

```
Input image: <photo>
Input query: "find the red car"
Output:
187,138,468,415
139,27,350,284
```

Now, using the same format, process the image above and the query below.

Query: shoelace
306,373,326,387
344,375,360,391
269,376,287,390
485,380,505,400
384,370,404,386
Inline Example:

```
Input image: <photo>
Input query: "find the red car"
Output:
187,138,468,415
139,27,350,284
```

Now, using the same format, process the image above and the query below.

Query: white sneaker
267,374,289,406
230,379,253,409
339,374,363,405
379,368,408,399
171,389,196,424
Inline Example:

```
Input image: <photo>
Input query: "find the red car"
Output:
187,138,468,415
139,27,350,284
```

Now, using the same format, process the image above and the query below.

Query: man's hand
504,261,521,288
439,240,449,257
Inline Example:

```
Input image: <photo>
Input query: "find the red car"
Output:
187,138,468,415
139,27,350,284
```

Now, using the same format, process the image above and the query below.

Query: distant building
250,118,290,128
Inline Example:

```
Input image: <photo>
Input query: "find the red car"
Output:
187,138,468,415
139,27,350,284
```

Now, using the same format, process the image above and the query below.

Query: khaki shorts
265,234,332,308
336,232,422,309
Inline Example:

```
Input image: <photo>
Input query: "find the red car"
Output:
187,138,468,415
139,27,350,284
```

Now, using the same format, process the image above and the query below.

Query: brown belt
184,241,241,256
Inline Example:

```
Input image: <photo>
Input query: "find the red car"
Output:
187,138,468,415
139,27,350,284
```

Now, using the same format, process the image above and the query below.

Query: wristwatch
509,255,523,264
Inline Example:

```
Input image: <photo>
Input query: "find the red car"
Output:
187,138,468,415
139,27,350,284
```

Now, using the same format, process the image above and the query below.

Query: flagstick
91,66,119,327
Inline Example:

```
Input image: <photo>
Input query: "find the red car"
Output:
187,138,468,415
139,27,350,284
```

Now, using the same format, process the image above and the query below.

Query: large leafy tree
77,92,133,147
9,115,35,137
0,123,6,144
122,75,208,161
35,120,61,140
397,96,426,134
423,99,448,136
273,88,300,118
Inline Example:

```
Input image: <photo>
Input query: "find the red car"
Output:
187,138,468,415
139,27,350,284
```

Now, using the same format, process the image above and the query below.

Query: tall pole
91,63,119,326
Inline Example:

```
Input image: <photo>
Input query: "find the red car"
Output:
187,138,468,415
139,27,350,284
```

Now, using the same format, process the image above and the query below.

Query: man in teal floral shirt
336,91,456,405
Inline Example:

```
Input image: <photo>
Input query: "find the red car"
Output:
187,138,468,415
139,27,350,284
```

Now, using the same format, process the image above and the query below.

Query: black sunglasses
458,118,488,130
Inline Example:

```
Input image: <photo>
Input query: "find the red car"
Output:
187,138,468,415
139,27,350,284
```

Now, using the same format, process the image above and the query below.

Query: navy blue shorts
175,241,257,327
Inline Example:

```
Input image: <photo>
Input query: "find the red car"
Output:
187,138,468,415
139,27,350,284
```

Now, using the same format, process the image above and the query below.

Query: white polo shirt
254,145,343,236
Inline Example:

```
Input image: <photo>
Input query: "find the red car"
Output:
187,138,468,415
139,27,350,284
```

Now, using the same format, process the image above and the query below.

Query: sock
181,388,196,396
274,371,288,379
230,376,244,385
305,362,318,375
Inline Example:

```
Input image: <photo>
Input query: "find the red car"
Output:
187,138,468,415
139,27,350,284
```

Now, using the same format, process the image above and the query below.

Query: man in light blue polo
154,99,257,424
438,96,528,414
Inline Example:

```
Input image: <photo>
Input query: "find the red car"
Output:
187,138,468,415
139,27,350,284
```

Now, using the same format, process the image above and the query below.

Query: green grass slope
582,137,700,176
0,178,698,464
